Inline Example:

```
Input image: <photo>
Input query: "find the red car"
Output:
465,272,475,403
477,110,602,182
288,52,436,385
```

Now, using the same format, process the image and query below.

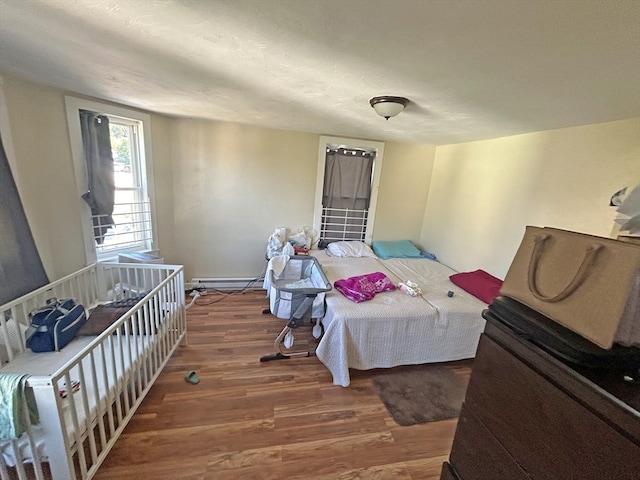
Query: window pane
111,123,135,187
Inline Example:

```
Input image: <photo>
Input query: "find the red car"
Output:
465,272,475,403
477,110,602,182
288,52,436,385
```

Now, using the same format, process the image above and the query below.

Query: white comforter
313,251,486,386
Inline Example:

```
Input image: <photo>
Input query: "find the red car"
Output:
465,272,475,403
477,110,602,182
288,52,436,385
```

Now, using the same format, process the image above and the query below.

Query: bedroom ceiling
0,0,639,145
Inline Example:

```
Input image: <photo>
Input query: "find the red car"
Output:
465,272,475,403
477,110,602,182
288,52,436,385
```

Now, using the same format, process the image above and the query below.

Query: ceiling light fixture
369,96,409,120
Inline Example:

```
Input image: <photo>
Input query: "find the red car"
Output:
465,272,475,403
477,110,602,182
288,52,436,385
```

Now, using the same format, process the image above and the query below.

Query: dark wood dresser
441,314,640,479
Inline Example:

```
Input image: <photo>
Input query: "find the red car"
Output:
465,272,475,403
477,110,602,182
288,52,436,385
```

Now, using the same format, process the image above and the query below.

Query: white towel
263,255,290,296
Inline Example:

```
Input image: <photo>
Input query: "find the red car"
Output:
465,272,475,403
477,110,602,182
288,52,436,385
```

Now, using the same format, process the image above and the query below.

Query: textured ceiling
0,0,639,145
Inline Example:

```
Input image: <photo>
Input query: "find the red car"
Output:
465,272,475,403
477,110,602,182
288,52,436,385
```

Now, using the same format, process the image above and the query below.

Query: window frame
313,135,385,245
65,96,158,264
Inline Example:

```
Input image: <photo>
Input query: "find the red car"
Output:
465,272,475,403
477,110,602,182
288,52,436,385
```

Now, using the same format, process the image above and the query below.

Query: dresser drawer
465,333,640,480
449,403,529,480
439,462,460,480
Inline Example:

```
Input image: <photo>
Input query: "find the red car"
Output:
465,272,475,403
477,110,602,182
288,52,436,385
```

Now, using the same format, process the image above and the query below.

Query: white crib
0,262,187,480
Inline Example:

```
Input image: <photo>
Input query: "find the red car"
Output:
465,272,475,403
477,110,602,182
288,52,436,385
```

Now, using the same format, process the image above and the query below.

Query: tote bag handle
527,234,603,303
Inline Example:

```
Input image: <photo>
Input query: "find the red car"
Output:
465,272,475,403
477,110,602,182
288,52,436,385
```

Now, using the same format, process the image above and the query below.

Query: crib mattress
313,251,486,386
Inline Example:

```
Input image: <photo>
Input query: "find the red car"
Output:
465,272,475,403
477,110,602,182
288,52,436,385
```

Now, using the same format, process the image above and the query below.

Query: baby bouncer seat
260,255,332,362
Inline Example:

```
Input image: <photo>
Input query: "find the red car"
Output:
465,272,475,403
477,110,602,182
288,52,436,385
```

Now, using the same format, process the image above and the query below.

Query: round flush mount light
369,96,409,120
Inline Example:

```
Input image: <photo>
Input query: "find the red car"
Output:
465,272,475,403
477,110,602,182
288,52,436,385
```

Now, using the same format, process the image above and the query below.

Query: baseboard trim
191,277,263,291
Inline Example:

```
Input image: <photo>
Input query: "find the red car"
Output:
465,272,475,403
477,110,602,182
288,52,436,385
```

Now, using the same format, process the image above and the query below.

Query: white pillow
326,241,376,258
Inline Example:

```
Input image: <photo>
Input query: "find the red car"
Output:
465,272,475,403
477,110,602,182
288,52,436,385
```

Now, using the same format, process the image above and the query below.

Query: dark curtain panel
322,148,374,209
0,134,48,305
80,110,114,244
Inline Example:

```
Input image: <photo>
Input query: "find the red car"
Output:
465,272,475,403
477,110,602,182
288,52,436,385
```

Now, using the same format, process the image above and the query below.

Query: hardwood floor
94,290,471,480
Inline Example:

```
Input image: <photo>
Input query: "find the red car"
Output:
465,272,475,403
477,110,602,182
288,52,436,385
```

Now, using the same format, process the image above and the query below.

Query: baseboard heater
190,277,263,291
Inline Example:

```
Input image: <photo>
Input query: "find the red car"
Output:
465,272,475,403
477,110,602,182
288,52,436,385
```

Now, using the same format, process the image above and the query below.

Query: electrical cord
185,291,201,309
185,285,207,295
191,266,267,306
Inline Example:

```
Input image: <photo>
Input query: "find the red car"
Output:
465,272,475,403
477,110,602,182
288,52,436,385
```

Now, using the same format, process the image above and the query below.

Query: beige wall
374,141,436,245
2,74,85,279
1,72,175,280
421,118,640,278
148,114,177,264
168,119,319,280
168,123,437,281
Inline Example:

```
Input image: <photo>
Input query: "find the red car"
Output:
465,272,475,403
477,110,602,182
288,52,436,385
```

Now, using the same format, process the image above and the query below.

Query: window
65,97,157,264
313,136,385,245
96,116,152,255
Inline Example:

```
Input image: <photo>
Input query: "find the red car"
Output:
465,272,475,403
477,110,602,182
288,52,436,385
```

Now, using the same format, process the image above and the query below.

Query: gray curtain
0,134,48,305
322,148,374,209
80,110,114,244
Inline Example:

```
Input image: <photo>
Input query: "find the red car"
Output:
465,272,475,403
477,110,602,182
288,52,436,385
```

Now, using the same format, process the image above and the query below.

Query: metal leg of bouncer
260,295,322,362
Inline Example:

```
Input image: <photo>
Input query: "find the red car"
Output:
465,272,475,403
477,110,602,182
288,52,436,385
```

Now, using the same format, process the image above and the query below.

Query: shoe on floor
184,371,200,384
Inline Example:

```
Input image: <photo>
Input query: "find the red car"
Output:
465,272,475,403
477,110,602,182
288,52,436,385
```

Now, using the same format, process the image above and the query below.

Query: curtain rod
326,146,375,156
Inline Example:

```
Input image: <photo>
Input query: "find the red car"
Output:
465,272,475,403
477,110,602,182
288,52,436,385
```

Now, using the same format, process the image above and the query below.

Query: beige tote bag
500,226,640,349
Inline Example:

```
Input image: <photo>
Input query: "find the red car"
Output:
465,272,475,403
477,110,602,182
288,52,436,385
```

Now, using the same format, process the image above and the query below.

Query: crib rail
0,262,186,480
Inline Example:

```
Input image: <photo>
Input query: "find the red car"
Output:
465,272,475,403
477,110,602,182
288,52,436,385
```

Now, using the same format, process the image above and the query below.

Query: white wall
421,117,640,278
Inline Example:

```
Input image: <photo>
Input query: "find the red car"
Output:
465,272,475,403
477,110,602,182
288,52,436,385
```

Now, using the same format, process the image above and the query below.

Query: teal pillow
371,240,422,259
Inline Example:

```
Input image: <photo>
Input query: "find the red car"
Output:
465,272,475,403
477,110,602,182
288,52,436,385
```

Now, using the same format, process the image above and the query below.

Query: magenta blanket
334,272,396,303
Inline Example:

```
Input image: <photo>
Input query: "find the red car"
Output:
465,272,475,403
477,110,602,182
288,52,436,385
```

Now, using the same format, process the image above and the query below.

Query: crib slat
20,394,45,480
0,456,9,480
77,360,98,475
9,438,26,479
98,340,117,441
87,349,108,457
119,327,131,416
63,369,86,479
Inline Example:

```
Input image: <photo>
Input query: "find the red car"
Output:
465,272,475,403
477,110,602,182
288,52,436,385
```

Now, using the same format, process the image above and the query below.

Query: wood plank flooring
94,290,471,480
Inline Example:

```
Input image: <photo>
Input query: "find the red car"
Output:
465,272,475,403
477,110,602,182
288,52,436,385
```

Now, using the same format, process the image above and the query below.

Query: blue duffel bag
25,298,87,352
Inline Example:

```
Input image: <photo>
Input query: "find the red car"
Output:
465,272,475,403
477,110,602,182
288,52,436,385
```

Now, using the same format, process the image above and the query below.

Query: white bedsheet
313,251,486,386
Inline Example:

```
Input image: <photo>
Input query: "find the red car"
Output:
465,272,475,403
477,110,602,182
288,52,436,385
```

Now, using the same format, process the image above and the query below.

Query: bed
0,262,186,480
312,242,492,387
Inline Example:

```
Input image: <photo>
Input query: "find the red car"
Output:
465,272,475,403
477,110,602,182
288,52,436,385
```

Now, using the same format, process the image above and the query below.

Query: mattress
313,251,486,386
380,257,489,316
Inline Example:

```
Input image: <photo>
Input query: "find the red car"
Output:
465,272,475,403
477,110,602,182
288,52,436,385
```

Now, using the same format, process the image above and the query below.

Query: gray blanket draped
0,133,49,305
